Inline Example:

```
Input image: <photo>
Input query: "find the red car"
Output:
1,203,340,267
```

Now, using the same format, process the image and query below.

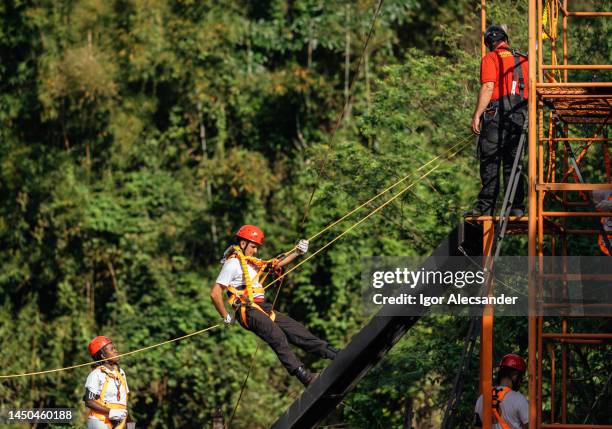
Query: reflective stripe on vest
89,366,128,429
492,386,513,429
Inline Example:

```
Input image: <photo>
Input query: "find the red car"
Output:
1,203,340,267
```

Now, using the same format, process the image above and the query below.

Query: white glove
296,239,309,255
596,199,612,211
223,314,233,326
108,409,127,422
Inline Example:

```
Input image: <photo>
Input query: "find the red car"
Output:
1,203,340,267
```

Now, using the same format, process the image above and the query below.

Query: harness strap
225,246,280,327
238,302,276,329
227,246,280,304
494,48,527,98
490,49,527,117
491,387,513,429
510,50,526,97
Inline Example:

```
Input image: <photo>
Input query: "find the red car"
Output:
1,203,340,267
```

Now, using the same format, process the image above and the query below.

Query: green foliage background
1,1,610,428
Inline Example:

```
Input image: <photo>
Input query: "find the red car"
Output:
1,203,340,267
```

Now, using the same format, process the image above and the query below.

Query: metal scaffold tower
475,1,612,429
270,2,610,428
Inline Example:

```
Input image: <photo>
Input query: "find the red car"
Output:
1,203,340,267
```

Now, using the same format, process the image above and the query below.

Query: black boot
294,366,316,387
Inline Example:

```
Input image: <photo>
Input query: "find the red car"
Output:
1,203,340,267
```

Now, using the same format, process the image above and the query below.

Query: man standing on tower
467,25,529,217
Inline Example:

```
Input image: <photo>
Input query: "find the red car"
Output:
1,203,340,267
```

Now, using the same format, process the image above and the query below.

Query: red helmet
88,336,112,357
236,224,265,245
500,353,526,372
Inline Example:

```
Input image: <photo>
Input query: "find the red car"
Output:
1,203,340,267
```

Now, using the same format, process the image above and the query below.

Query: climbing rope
0,133,471,383
227,137,471,426
542,0,561,82
307,136,473,243
265,138,471,292
227,343,261,428
0,324,220,379
230,0,386,424
226,276,285,429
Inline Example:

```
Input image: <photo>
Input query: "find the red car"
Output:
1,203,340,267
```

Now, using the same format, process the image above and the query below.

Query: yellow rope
227,134,469,427
542,0,561,82
234,245,258,302
542,1,550,41
0,136,470,381
265,138,470,291
306,135,472,243
227,343,261,428
0,324,220,379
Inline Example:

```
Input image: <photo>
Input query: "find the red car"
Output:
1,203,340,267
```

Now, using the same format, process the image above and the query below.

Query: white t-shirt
85,366,129,406
216,258,265,300
475,387,529,429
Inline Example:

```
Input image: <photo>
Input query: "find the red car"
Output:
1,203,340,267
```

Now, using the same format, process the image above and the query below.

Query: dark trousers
236,302,334,374
477,107,527,214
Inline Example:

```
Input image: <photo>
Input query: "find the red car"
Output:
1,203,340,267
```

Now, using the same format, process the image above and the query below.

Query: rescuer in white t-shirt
210,224,340,387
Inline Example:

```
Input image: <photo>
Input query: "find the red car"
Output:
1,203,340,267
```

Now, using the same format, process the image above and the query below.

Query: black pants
477,107,527,214
236,302,334,374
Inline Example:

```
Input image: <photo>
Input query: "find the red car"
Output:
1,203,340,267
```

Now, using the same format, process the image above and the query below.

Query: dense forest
1,1,611,428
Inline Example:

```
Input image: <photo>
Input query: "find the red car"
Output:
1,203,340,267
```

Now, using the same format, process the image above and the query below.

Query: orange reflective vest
88,366,128,429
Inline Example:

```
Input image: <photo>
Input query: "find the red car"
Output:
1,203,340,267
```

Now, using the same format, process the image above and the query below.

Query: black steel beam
270,222,481,429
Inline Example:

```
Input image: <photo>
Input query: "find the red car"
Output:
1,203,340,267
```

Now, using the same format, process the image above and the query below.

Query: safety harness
89,366,128,429
491,386,513,429
506,48,526,102
225,246,282,328
489,47,528,116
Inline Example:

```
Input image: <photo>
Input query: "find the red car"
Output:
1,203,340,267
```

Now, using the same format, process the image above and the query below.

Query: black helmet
484,25,508,50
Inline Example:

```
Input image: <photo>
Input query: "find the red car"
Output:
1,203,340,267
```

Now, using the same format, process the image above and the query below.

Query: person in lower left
83,336,131,429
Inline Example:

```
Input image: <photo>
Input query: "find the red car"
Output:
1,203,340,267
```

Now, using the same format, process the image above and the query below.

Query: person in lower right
473,353,529,429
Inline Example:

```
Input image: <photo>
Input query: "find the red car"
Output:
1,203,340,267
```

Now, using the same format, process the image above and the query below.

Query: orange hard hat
88,336,112,357
500,353,526,372
236,224,265,245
